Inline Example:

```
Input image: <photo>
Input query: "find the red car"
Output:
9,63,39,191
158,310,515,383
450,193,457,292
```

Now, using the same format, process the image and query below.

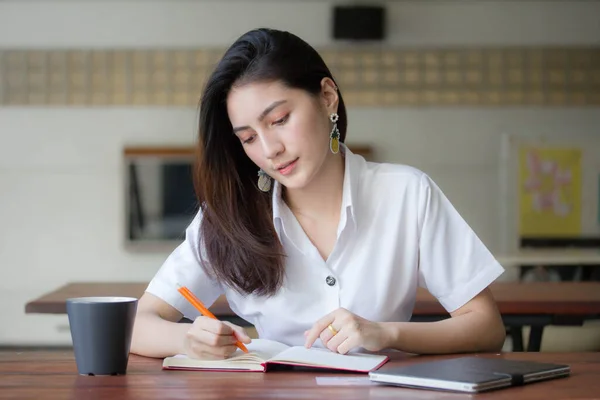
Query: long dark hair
194,28,347,296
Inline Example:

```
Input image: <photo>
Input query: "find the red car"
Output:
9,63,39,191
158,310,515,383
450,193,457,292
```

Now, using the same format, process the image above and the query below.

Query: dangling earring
257,169,272,192
329,112,340,154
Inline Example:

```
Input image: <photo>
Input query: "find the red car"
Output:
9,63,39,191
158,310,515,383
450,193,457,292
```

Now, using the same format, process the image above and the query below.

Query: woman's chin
279,174,311,191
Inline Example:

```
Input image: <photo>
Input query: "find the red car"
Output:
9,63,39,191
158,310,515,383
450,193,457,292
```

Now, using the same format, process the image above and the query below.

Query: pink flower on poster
523,149,573,216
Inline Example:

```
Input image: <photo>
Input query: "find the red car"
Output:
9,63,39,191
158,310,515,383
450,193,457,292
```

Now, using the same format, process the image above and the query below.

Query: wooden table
25,282,600,352
24,282,236,317
495,249,600,266
1,350,599,399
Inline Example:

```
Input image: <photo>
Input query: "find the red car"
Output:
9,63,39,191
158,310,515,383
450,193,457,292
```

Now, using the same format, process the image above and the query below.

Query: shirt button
325,275,336,286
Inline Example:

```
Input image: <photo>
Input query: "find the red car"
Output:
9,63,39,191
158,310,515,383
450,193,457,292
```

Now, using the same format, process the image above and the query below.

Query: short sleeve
145,211,224,319
417,174,504,313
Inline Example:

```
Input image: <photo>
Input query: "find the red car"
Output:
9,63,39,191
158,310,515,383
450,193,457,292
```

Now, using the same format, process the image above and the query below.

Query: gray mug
66,297,138,376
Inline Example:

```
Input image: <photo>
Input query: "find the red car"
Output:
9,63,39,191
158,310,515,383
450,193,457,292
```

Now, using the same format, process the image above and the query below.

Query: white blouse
146,146,504,347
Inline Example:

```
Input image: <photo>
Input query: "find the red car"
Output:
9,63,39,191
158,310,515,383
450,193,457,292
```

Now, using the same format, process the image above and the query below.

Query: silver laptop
368,356,570,393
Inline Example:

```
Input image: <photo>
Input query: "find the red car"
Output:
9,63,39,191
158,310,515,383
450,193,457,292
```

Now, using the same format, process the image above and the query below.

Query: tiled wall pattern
1,47,599,106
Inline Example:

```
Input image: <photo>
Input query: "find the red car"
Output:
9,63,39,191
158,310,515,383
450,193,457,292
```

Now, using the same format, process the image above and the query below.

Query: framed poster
519,147,582,236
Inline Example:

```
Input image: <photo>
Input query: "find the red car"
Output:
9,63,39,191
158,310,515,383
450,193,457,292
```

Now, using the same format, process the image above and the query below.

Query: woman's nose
260,133,284,160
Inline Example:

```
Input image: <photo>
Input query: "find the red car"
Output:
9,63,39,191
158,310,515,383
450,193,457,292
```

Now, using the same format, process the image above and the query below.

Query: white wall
1,0,599,345
1,0,600,48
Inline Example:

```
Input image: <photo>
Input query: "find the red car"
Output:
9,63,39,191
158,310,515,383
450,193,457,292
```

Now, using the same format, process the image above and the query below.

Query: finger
204,344,238,358
325,327,349,353
191,342,238,359
319,326,336,347
194,316,234,336
222,321,252,343
186,340,237,360
304,314,336,348
335,335,356,355
193,328,238,347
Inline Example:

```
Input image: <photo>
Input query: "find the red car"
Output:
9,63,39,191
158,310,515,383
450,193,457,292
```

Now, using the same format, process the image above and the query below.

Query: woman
131,28,506,360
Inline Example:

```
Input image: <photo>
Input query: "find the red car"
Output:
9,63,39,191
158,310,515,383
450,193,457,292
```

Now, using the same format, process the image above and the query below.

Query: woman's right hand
183,316,252,359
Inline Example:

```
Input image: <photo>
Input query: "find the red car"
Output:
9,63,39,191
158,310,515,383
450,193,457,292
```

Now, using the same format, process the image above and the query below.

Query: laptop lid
461,357,571,384
369,356,570,393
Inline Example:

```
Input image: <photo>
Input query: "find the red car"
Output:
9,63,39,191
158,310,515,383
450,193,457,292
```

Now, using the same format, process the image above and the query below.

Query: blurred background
1,0,599,351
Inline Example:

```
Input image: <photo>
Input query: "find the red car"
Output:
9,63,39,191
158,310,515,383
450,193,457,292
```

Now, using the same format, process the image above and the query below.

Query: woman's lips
277,158,298,175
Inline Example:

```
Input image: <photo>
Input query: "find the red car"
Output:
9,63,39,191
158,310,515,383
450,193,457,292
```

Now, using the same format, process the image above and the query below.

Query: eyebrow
232,100,288,134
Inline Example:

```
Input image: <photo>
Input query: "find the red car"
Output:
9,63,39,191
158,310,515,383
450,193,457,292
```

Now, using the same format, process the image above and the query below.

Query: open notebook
162,339,389,373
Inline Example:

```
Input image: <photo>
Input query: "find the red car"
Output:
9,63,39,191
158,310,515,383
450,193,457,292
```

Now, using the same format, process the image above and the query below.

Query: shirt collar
339,143,359,232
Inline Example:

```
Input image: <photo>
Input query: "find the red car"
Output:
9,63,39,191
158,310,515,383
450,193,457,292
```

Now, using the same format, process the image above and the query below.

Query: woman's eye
273,114,289,126
242,135,256,144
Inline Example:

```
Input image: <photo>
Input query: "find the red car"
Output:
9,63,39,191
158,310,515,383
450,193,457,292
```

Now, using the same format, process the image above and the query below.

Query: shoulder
360,158,432,194
365,161,425,180
346,150,442,212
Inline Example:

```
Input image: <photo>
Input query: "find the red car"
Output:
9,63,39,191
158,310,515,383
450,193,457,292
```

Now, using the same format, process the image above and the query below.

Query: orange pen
176,284,249,353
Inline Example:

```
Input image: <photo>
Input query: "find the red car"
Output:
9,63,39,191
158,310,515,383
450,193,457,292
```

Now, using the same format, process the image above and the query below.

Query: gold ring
327,324,338,336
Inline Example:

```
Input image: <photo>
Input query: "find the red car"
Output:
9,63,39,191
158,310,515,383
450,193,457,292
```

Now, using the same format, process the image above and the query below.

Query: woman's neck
283,153,345,221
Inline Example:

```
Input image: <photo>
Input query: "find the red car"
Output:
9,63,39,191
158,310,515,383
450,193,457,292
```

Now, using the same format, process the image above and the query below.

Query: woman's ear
320,77,339,114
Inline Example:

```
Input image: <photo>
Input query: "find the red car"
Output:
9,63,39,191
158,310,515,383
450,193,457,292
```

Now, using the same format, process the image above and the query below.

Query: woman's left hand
303,308,391,354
